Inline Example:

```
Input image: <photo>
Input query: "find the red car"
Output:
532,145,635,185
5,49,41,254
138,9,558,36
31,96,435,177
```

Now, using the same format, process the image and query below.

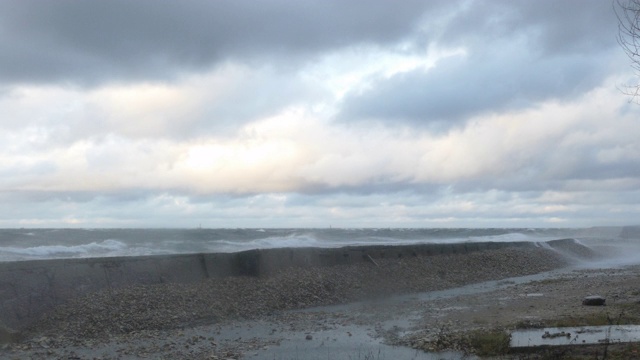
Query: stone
0,333,9,345
582,295,606,306
0,323,20,344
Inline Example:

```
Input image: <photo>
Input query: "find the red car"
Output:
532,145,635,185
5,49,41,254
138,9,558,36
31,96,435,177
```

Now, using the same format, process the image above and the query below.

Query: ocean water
0,227,636,263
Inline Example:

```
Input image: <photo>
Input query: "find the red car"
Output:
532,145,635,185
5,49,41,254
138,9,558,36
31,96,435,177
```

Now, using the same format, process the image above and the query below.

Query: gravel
0,246,575,359
24,246,568,341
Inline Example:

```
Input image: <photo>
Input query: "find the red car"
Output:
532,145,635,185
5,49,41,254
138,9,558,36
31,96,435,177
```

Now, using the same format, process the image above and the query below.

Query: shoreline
0,239,580,330
0,239,615,359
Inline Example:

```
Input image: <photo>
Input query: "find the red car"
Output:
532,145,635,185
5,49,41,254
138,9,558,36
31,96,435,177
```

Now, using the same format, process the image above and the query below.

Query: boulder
0,323,19,344
582,295,606,306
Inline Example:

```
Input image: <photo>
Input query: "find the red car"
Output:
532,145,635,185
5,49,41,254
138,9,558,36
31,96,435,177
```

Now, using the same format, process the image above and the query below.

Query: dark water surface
0,226,635,262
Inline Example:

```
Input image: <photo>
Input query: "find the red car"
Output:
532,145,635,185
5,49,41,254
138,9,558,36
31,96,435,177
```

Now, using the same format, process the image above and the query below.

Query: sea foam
0,227,634,262
0,239,128,261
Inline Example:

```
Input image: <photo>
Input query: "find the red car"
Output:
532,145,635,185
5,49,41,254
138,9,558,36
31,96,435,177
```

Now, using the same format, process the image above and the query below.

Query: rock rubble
26,247,567,341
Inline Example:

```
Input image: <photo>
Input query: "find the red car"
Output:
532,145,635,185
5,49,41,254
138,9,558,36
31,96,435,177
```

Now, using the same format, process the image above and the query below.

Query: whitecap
0,239,128,260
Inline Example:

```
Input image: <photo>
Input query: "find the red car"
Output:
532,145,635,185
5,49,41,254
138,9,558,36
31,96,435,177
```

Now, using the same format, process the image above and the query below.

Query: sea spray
0,227,635,262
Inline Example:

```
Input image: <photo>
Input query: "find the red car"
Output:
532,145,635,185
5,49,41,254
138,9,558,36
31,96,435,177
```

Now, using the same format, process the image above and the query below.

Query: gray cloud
338,0,620,127
5,186,640,228
0,0,439,86
340,47,612,126
2,0,640,228
439,0,617,55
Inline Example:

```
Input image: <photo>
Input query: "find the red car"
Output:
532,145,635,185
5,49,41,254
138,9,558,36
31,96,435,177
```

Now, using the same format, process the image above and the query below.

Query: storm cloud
339,0,620,127
1,0,640,228
0,0,438,86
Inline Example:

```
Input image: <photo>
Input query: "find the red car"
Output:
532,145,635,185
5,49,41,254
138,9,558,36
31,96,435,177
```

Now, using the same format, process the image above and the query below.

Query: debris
582,295,606,306
366,254,380,267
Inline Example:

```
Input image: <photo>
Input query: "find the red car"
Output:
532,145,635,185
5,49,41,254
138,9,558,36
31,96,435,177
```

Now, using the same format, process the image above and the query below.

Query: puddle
252,324,472,359
511,325,640,347
306,266,578,316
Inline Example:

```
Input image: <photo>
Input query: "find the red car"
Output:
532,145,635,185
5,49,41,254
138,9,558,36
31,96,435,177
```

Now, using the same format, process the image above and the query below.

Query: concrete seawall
0,240,581,330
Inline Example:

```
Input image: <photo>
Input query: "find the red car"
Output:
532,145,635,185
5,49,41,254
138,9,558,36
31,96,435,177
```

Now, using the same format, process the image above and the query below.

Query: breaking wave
0,239,128,261
0,227,636,262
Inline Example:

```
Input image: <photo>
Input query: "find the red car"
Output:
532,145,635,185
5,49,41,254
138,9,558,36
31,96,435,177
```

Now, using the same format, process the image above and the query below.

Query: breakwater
0,239,588,331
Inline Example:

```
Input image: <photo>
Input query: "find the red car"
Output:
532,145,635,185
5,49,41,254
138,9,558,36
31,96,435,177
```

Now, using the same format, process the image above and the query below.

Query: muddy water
226,248,640,359
249,268,584,360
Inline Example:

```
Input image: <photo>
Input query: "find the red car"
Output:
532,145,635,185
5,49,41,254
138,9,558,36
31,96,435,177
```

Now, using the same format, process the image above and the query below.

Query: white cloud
4,79,640,198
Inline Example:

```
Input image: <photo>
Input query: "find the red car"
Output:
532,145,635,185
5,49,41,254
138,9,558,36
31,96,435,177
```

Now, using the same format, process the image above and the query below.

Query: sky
1,0,640,228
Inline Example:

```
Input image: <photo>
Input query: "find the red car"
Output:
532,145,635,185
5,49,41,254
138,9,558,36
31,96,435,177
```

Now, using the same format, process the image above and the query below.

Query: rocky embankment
25,246,568,341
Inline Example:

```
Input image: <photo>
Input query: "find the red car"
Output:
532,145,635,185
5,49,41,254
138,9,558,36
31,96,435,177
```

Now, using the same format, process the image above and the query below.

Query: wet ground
4,257,640,359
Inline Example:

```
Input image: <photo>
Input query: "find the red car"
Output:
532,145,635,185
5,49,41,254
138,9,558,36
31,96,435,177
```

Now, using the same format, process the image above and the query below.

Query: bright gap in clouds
306,43,467,99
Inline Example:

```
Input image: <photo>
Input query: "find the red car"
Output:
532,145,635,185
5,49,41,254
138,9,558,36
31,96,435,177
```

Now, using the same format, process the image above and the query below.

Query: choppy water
0,226,637,262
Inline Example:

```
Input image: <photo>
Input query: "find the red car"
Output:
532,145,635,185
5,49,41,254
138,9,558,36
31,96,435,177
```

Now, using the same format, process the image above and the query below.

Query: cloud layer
1,0,640,227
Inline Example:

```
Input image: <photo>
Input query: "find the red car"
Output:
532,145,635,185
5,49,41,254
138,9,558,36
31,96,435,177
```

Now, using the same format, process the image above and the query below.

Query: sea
0,226,638,263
